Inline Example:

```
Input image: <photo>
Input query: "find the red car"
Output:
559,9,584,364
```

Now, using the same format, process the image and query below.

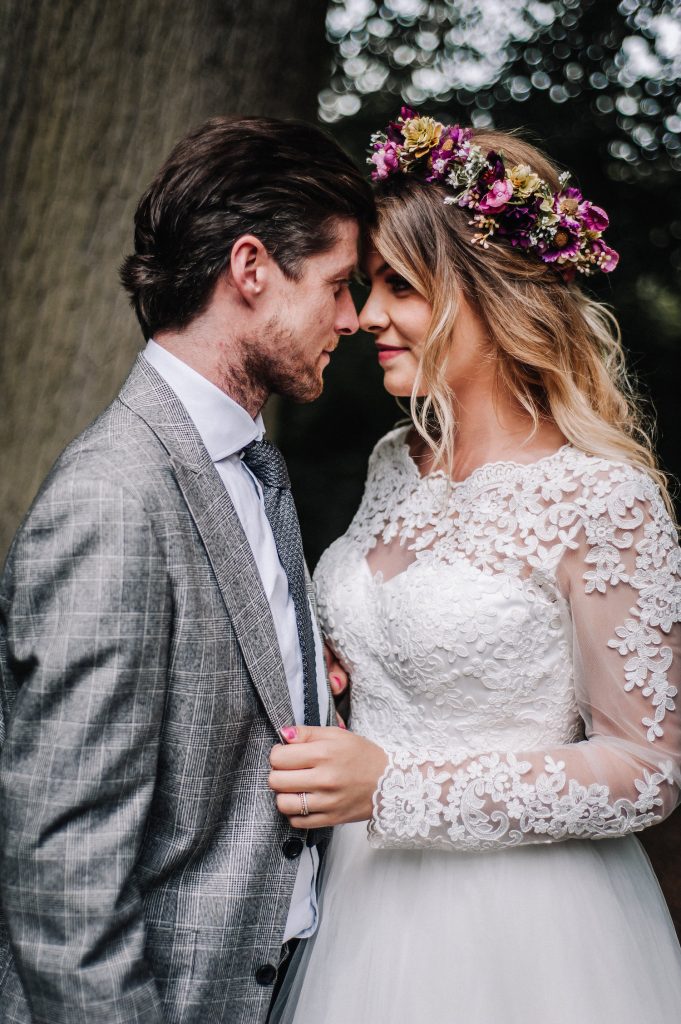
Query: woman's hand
324,643,350,728
269,725,388,829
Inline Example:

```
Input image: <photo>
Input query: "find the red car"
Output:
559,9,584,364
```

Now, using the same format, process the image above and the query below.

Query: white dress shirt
143,340,328,941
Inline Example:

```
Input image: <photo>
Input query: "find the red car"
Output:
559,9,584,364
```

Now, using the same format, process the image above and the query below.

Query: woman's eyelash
385,274,411,292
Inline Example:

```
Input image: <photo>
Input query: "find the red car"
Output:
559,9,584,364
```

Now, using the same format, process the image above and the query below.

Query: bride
268,109,681,1022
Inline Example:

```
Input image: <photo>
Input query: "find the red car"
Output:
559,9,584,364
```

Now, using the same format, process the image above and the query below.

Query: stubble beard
242,316,324,405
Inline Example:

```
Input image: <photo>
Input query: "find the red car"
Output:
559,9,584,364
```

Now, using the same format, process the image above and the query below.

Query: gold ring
298,792,310,817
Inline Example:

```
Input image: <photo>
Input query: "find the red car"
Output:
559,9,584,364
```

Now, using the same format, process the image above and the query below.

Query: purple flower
479,177,514,212
387,105,419,142
495,203,539,249
370,140,400,181
470,152,509,209
367,109,620,280
480,152,506,188
557,189,609,234
561,186,583,202
555,188,583,228
579,201,609,233
592,239,620,272
425,156,451,183
542,218,581,263
425,124,473,182
446,123,474,158
386,120,403,143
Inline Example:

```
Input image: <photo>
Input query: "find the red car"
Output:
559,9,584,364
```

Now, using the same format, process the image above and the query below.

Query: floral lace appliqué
369,749,674,851
341,429,680,744
314,428,681,853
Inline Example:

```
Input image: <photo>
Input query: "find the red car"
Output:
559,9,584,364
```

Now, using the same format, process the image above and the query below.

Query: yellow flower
402,116,443,158
539,196,559,223
558,196,579,217
509,164,541,198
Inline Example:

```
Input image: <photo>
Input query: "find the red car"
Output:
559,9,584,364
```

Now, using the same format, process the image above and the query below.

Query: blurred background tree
0,0,329,557
1,0,680,931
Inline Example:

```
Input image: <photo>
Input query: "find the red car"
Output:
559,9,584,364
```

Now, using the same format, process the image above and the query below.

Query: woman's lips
376,345,407,363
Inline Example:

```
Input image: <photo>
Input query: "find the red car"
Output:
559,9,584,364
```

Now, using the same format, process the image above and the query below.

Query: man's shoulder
26,398,183,527
2,401,193,584
55,399,169,483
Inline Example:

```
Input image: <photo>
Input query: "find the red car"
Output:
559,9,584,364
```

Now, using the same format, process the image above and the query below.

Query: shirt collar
142,339,264,461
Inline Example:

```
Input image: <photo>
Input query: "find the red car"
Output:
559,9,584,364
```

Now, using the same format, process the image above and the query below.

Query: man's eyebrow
332,263,359,279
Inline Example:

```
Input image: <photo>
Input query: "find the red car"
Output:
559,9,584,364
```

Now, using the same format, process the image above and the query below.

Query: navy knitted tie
242,438,321,727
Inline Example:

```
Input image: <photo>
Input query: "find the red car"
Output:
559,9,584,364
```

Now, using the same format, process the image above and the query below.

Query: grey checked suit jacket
0,356,333,1024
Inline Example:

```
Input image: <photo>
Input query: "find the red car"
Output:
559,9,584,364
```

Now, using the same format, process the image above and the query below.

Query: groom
0,116,372,1023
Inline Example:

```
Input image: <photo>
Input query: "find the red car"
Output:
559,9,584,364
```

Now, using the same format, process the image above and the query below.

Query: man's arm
0,472,172,1024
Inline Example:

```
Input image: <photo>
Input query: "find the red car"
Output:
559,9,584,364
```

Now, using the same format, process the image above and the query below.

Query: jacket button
282,837,304,859
255,963,278,986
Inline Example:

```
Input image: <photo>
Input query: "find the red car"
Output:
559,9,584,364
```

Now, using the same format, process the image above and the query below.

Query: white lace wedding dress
274,426,681,1024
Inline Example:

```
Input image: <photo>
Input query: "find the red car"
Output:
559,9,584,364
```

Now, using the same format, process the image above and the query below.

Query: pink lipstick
376,344,406,363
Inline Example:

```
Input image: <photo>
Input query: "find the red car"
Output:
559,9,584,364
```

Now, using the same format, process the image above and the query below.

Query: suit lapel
119,356,295,733
304,553,334,726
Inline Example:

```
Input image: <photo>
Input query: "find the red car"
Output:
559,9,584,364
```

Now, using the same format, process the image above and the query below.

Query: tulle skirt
271,822,681,1024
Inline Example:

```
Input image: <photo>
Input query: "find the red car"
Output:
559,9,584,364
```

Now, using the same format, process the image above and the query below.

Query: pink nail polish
330,674,341,693
338,719,347,730
280,726,297,742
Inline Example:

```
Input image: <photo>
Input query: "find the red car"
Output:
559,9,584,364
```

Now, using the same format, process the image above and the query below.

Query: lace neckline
397,428,574,488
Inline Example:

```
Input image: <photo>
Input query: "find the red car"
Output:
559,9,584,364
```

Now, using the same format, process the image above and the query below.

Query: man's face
248,219,360,403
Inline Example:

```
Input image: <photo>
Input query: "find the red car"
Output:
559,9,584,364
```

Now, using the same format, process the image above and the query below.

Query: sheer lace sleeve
368,466,681,851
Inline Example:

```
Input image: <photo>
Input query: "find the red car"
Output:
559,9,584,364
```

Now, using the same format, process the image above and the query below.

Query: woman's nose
358,292,389,334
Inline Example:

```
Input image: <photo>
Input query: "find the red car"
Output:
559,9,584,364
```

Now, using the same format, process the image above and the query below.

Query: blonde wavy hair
371,129,673,513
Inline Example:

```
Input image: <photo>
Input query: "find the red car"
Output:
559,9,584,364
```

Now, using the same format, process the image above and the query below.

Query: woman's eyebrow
359,261,389,279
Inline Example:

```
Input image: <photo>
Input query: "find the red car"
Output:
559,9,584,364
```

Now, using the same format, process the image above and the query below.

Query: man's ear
228,234,271,307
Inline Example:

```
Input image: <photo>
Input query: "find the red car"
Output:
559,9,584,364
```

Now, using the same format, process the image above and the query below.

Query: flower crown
369,107,619,279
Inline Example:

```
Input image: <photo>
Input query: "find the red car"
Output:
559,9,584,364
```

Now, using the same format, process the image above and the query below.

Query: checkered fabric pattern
0,356,331,1024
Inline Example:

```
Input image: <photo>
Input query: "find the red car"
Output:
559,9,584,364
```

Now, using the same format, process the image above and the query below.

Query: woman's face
358,250,490,398
358,251,431,397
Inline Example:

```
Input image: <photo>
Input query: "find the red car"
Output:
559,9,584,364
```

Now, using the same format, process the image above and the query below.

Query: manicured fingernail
280,726,297,742
330,675,341,693
338,719,347,730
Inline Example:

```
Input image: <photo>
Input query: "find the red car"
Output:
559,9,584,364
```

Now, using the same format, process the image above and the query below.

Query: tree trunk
0,0,329,557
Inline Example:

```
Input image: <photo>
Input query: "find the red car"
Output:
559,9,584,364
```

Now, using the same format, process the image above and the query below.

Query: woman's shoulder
552,449,677,564
558,446,666,504
346,425,417,539
365,423,412,474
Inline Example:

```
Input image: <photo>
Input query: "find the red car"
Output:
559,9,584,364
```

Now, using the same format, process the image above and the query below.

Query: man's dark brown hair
120,117,374,338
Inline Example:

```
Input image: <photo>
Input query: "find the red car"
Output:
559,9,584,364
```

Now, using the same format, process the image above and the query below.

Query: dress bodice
314,427,681,851
317,544,582,753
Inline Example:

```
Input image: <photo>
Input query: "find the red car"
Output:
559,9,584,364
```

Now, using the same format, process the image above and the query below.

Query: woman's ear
228,234,270,306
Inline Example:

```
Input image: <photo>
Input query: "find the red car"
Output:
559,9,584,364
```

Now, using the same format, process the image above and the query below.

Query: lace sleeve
368,468,681,851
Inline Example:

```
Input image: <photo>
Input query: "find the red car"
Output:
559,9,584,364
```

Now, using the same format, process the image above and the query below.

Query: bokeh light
322,0,681,172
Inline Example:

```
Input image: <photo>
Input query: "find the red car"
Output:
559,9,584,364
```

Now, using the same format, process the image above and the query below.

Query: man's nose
336,288,360,336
